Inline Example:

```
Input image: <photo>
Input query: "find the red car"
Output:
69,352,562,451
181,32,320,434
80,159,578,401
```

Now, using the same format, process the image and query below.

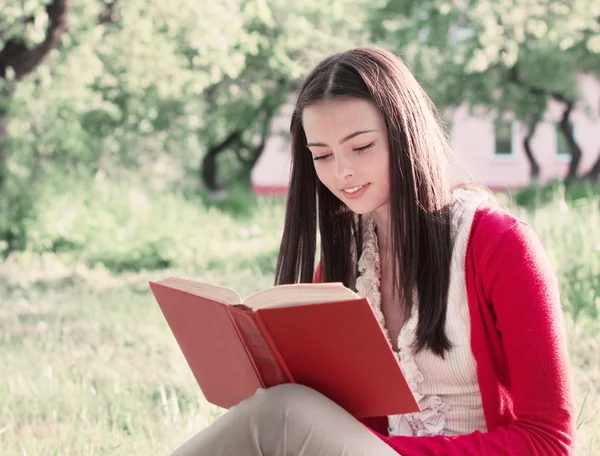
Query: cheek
376,149,391,181
314,165,339,193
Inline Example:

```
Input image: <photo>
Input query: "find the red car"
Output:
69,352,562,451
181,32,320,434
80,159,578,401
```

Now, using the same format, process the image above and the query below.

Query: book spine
253,312,295,384
224,306,265,389
229,309,293,387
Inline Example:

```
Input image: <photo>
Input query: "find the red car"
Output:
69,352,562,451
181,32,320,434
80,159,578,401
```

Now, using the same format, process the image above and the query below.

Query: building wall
251,75,600,195
449,73,600,189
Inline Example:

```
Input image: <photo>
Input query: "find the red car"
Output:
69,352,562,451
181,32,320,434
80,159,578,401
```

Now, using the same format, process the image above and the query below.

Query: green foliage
368,0,600,123
0,0,375,248
0,0,54,49
514,179,600,208
196,185,261,220
21,175,284,275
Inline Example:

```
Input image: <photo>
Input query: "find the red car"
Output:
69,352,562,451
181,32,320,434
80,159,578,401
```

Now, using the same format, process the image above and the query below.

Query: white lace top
355,189,491,437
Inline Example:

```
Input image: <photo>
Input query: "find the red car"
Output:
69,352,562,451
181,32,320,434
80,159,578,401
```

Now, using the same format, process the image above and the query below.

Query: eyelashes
312,142,375,161
355,142,375,153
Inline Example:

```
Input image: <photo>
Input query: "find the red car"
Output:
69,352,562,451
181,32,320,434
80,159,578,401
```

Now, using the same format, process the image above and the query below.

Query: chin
343,198,389,219
343,201,380,215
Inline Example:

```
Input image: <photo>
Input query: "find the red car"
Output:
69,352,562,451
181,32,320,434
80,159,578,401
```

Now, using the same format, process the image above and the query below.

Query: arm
375,220,576,455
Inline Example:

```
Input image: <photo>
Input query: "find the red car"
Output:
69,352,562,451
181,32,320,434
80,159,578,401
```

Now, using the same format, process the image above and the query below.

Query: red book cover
149,283,263,409
149,279,420,418
256,298,418,417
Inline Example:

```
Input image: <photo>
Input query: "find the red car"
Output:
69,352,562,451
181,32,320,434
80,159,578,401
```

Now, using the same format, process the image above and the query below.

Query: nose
334,155,356,180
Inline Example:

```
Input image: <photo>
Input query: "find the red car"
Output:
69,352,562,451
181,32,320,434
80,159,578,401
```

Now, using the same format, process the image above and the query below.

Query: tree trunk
508,65,585,182
523,111,542,184
0,107,7,193
201,130,242,192
584,151,600,181
557,99,582,181
236,102,278,181
583,97,600,181
0,0,70,81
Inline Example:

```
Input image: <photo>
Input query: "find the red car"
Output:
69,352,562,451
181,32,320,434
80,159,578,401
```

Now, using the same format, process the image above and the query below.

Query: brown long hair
275,47,456,357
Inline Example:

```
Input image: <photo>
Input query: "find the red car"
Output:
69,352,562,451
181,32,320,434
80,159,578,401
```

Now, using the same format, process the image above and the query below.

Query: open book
149,277,419,418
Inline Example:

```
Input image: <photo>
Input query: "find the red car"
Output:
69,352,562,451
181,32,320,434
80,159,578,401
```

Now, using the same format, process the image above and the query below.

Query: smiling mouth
343,185,365,194
341,184,369,198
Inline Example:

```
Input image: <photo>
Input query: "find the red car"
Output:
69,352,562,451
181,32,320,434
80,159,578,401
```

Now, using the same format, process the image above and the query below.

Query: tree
0,0,378,253
0,0,69,189
196,0,373,192
368,0,600,182
0,0,70,252
0,0,248,250
577,18,600,181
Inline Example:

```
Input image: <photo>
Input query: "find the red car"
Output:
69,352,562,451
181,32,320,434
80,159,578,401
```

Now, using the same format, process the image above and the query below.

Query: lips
343,185,365,193
341,183,370,199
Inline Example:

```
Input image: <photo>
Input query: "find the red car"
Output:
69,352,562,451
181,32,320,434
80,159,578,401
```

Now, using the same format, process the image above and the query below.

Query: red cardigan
314,205,576,455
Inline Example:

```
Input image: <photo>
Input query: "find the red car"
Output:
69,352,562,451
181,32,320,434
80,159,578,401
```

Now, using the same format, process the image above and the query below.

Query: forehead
302,97,384,140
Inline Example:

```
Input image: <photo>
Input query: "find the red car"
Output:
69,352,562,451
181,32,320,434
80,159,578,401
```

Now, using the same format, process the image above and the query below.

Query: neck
371,204,391,259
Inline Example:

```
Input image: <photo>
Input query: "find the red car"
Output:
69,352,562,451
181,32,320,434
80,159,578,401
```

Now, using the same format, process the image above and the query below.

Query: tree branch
523,105,543,182
0,0,70,81
583,96,600,181
556,98,583,181
584,150,600,181
509,63,583,180
201,130,243,191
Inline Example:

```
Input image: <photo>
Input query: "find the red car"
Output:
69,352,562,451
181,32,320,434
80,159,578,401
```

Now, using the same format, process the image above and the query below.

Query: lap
171,384,399,456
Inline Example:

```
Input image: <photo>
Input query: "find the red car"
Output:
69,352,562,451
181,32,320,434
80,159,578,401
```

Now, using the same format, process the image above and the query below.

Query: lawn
1,187,598,455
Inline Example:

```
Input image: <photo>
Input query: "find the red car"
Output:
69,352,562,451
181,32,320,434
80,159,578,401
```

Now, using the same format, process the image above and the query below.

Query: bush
19,175,284,275
510,182,600,319
514,179,600,210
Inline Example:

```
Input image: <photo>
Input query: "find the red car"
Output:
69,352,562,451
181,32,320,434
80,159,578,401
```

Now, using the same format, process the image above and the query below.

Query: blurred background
0,0,598,454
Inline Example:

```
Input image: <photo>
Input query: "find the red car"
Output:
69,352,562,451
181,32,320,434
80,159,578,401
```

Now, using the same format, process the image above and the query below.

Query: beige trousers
171,384,399,456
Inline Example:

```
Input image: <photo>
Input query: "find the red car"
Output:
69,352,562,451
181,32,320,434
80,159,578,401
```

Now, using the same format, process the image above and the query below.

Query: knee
260,383,319,402
250,384,325,422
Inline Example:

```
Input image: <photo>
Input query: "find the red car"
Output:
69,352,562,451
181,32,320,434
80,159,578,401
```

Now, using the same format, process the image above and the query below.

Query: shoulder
450,188,532,263
468,202,530,264
468,202,556,290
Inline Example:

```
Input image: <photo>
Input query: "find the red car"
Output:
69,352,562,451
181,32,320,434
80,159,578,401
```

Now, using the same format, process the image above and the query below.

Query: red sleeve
376,220,576,455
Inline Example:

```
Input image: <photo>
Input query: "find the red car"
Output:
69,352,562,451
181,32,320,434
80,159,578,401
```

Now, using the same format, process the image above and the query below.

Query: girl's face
302,97,391,217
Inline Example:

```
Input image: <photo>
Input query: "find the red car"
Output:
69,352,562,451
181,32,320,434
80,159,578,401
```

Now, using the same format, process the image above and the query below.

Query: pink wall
449,74,600,189
251,75,600,195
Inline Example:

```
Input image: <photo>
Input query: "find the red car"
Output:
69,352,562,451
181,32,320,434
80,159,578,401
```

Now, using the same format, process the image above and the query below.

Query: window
556,122,574,157
494,119,516,157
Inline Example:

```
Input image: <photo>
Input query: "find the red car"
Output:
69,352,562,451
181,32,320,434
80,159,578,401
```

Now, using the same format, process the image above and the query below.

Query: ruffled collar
354,189,491,436
354,213,432,426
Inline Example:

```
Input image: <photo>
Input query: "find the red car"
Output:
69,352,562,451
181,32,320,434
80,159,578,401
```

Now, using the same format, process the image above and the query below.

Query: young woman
172,47,575,455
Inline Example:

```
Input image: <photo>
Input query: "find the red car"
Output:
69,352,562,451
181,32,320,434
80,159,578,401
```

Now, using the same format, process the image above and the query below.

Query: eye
313,153,332,162
354,142,375,153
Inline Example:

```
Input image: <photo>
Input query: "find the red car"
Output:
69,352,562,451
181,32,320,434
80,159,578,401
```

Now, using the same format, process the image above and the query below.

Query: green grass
0,182,599,455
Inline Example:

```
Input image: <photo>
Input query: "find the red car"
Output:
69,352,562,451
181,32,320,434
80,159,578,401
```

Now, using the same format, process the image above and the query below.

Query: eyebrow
306,130,377,148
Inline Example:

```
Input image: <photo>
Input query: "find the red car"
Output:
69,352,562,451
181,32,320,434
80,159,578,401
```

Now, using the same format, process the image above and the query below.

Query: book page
154,277,242,305
244,282,359,310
